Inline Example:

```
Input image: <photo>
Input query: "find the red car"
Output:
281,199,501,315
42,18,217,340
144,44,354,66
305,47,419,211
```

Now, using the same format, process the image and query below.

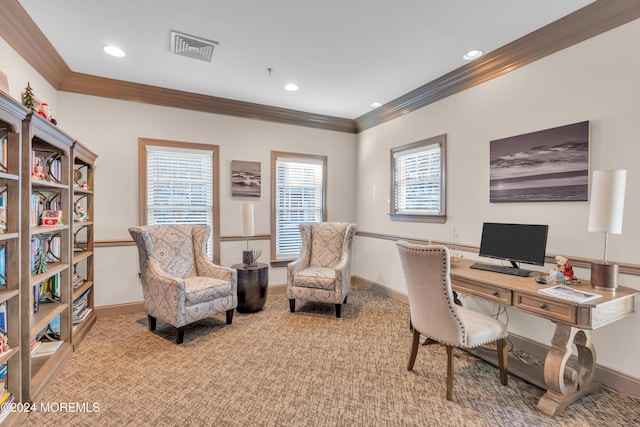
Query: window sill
389,213,446,223
270,259,295,268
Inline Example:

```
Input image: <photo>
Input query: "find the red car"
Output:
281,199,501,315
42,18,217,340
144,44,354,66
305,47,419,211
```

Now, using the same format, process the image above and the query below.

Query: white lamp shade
588,170,627,234
241,203,255,236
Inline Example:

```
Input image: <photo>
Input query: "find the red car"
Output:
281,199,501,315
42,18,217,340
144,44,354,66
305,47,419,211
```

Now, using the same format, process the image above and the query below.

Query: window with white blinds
390,134,446,222
143,142,216,258
272,152,326,260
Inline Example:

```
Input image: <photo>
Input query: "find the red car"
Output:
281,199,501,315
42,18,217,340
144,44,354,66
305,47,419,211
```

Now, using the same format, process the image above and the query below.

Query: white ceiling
18,0,594,120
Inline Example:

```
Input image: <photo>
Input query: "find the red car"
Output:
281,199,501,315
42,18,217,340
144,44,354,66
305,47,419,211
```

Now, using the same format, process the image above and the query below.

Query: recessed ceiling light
463,49,484,61
103,45,126,58
370,102,382,108
284,83,299,92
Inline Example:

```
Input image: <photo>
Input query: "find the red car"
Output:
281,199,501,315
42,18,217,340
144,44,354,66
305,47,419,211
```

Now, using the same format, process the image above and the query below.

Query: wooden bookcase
0,91,25,425
70,142,97,348
19,111,74,403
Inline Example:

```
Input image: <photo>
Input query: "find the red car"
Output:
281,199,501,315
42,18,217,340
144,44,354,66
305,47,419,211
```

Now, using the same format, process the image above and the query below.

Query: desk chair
396,241,508,400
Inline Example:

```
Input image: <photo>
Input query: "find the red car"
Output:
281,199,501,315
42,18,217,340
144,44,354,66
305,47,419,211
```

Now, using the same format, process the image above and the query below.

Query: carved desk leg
537,323,600,417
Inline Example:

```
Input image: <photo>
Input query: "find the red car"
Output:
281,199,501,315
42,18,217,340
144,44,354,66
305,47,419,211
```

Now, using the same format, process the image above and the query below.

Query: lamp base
242,250,257,267
590,262,618,290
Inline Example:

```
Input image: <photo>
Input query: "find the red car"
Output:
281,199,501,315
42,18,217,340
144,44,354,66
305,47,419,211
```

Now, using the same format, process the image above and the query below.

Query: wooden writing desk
449,259,638,417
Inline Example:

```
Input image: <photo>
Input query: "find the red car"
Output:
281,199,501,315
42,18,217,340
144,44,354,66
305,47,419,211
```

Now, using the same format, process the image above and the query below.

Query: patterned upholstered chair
396,241,509,400
129,224,237,344
287,222,357,318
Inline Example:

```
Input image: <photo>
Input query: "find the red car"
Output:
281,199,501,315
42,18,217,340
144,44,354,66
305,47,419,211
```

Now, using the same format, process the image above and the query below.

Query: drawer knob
539,303,547,309
492,291,499,297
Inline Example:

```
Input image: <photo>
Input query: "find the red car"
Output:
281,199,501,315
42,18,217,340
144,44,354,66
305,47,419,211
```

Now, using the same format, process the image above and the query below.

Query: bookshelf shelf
73,250,93,264
0,172,18,181
0,290,19,306
30,224,68,235
30,179,68,190
73,280,93,300
29,302,68,338
29,263,68,286
0,347,18,366
0,233,19,242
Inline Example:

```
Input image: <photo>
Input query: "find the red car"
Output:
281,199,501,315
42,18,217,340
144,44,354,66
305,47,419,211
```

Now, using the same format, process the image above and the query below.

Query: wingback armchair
287,222,357,318
129,224,237,344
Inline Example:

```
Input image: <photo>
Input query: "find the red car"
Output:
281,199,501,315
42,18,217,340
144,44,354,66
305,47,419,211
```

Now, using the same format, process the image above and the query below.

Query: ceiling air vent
170,30,219,62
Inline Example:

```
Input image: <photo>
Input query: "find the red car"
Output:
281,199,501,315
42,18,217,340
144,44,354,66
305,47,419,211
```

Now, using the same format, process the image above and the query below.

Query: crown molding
0,0,357,134
2,0,639,135
354,0,640,132
58,71,357,133
0,0,70,87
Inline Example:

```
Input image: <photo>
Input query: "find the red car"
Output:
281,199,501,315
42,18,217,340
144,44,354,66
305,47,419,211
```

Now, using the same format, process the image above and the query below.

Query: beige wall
55,93,358,303
0,36,358,306
353,19,640,378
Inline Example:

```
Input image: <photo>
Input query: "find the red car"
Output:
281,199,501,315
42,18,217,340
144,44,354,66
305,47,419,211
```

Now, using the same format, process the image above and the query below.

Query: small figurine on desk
548,255,579,284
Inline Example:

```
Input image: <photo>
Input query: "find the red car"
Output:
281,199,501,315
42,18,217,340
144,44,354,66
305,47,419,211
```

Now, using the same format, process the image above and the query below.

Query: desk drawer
452,279,511,305
513,292,577,324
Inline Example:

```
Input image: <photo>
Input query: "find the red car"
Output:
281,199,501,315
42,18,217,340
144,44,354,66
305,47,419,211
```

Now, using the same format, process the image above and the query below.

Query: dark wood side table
232,263,269,313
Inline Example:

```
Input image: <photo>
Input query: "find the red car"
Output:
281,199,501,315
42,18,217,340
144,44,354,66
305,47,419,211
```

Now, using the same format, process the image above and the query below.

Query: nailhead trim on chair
400,242,507,348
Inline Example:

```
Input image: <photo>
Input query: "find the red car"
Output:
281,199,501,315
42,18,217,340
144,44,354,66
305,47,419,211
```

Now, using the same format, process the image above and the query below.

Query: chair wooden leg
289,299,295,313
176,326,185,345
226,309,234,325
335,303,342,318
497,337,509,386
446,345,454,401
147,315,156,331
407,329,420,371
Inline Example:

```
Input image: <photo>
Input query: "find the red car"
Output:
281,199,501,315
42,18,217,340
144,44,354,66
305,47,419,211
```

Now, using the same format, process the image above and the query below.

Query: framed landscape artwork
231,160,261,197
489,121,589,202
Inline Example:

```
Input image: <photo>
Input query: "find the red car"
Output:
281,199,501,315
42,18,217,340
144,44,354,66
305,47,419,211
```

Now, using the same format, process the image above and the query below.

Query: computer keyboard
470,262,531,277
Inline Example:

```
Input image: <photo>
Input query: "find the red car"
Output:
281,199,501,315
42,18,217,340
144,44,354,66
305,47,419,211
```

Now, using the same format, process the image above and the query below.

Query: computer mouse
535,277,547,284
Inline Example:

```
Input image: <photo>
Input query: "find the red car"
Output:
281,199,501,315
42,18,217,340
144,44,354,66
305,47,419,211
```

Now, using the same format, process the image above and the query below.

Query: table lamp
587,169,627,290
241,203,260,267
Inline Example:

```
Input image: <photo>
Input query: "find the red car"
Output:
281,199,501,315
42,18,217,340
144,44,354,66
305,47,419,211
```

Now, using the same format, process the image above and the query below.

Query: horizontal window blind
393,143,442,215
275,157,324,259
146,145,214,258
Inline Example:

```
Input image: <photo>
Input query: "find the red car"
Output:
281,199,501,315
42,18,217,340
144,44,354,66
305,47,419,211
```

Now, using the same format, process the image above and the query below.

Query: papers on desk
538,284,602,303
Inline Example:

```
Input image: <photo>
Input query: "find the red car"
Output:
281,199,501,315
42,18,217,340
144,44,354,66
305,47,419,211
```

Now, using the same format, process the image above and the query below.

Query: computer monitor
479,222,549,267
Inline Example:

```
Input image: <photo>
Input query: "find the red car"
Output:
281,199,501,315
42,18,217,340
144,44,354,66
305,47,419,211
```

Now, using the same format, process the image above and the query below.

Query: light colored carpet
21,288,640,426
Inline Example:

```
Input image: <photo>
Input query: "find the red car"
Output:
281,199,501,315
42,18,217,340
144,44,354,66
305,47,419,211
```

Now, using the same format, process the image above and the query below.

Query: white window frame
271,151,327,264
138,138,221,263
390,134,446,223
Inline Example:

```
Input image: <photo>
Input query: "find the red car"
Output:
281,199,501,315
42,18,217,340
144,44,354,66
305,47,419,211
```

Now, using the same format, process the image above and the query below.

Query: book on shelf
0,393,14,421
33,283,40,313
73,273,84,289
0,245,6,285
538,284,603,303
0,134,7,173
0,302,5,333
73,308,92,324
31,340,63,358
